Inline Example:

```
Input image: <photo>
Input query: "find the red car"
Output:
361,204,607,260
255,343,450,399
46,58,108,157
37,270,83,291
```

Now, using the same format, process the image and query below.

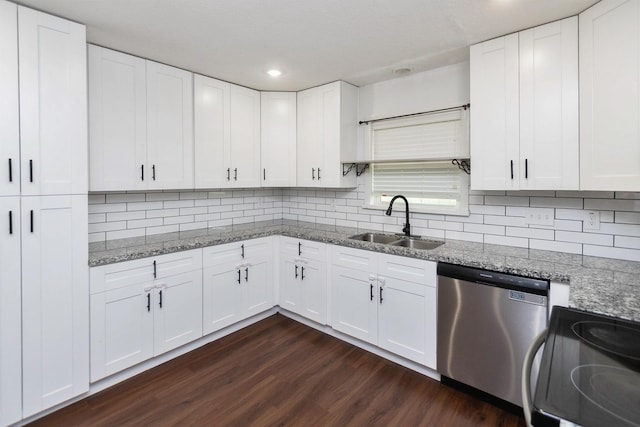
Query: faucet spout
385,195,411,237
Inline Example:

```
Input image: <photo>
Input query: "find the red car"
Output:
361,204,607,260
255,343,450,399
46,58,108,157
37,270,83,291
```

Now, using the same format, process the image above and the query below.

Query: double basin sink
349,232,444,250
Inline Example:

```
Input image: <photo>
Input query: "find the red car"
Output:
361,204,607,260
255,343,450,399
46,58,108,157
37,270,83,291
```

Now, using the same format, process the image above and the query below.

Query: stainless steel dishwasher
437,262,549,408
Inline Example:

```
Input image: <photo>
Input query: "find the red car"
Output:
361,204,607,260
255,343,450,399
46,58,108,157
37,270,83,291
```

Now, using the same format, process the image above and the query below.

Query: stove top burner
571,364,640,426
571,321,640,361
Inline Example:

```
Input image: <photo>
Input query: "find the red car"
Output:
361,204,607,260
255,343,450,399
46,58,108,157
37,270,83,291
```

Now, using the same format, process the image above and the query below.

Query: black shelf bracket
356,164,370,176
342,163,356,176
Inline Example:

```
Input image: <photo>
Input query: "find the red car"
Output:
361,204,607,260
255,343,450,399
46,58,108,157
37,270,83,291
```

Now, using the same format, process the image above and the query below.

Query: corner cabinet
90,250,203,381
202,238,274,334
278,237,327,324
89,45,194,191
194,74,261,189
330,245,437,368
297,81,358,188
580,0,640,191
470,17,579,191
261,92,297,187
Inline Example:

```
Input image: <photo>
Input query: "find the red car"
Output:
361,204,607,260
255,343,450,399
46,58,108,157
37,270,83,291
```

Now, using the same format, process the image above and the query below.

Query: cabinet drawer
377,254,436,287
280,236,326,259
330,244,376,272
90,249,202,294
202,237,272,268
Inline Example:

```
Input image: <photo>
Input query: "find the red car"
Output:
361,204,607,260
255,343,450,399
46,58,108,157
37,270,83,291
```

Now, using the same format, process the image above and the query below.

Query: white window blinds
365,107,469,215
370,108,469,161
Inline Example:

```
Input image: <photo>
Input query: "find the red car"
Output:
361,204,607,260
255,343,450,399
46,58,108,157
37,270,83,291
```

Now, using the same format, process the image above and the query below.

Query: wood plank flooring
30,314,525,427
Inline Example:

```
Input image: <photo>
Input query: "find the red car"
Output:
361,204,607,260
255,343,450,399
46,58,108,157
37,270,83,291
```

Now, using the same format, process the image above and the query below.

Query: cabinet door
88,45,147,191
297,87,322,186
519,17,579,190
377,277,436,367
194,74,231,188
330,265,377,344
153,270,203,355
0,197,21,426
146,61,193,190
279,257,302,314
90,283,155,381
242,256,273,318
18,7,87,196
21,195,88,417
318,82,342,187
261,92,296,187
0,1,19,197
580,0,640,190
202,265,243,335
230,84,261,187
298,258,327,325
470,34,520,191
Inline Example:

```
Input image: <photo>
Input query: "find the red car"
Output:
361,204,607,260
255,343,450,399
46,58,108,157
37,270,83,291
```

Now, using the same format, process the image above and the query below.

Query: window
364,107,469,215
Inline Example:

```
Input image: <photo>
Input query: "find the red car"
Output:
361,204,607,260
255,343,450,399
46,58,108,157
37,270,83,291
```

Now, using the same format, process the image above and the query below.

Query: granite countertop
89,220,640,322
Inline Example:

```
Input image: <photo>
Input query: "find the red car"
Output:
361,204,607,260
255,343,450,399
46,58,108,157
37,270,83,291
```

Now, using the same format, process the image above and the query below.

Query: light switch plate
525,208,555,226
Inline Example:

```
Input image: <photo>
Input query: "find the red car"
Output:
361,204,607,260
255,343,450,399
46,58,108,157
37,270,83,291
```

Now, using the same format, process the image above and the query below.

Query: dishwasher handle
522,329,546,427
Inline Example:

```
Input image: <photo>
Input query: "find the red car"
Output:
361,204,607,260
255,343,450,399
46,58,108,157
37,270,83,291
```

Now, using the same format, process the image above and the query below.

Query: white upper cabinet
261,92,297,187
89,46,147,191
18,6,87,196
88,45,193,191
296,81,357,188
0,0,19,198
194,74,261,189
194,74,230,188
580,0,640,191
229,85,261,187
146,61,194,190
470,17,579,191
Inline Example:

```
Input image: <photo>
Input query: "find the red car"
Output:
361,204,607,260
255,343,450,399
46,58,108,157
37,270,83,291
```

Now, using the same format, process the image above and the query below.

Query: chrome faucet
385,195,411,237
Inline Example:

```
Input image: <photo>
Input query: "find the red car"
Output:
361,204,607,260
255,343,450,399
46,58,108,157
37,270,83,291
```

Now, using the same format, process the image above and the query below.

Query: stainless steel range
532,307,640,427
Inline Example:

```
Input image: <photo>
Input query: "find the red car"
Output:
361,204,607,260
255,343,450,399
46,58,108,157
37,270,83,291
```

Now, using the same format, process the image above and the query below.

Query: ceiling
17,0,599,91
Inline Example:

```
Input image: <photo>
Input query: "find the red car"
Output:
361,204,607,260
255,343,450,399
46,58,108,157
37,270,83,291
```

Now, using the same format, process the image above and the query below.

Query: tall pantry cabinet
0,1,89,424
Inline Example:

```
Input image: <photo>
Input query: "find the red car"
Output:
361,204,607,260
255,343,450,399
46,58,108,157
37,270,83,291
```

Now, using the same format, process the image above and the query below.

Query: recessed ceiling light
267,69,282,77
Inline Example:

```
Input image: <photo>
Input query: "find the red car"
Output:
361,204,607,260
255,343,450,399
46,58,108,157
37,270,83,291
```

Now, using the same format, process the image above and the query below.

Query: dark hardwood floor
30,314,525,426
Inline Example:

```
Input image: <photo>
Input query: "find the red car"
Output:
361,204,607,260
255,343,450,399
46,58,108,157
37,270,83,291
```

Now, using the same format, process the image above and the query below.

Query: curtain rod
358,103,470,125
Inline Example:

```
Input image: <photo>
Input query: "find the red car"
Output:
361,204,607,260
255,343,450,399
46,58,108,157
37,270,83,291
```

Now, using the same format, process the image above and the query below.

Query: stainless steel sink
348,232,402,244
348,233,444,250
389,238,444,250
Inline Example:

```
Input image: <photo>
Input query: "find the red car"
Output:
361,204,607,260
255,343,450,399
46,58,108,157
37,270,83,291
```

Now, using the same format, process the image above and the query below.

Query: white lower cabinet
202,237,274,335
90,250,203,382
279,237,327,324
330,245,437,368
0,197,21,426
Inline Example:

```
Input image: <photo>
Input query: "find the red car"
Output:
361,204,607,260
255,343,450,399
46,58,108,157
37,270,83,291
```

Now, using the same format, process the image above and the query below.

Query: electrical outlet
584,211,600,230
525,208,555,226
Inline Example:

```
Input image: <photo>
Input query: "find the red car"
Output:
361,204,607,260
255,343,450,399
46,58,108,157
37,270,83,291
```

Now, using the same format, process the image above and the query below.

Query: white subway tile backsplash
469,205,505,215
484,235,528,248
106,193,146,203
530,239,582,254
556,231,613,246
485,196,529,207
88,187,640,262
615,236,640,250
583,245,640,262
507,227,554,240
464,223,505,235
585,199,640,212
106,211,146,222
530,197,582,209
127,201,163,211
146,192,180,202
616,212,640,224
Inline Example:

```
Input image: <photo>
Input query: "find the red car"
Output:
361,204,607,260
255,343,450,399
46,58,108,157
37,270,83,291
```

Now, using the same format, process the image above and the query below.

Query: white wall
88,63,640,262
